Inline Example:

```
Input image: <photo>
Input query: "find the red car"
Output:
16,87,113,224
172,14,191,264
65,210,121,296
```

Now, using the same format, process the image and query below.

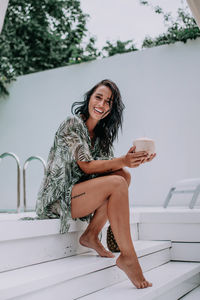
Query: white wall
1,38,200,211
0,0,9,33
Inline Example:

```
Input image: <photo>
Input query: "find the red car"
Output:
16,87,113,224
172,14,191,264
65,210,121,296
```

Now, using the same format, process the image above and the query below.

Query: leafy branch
139,0,200,48
0,0,99,98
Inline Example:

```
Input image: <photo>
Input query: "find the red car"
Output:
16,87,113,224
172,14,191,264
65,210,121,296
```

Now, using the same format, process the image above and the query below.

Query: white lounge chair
163,178,200,208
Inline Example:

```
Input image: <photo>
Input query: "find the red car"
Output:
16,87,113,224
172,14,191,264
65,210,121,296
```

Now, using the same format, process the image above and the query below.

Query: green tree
139,1,200,49
0,0,99,97
102,40,138,57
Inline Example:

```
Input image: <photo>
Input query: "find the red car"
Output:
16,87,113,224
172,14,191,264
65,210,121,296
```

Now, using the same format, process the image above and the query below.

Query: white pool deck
1,205,200,221
0,206,200,300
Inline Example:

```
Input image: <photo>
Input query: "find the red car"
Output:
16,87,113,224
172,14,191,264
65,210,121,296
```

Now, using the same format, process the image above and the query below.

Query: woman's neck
86,117,98,136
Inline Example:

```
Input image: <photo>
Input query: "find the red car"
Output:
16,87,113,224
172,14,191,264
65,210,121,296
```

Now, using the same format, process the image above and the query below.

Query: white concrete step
80,262,200,300
0,240,171,300
171,243,200,262
0,209,139,272
0,216,89,272
180,285,200,299
138,207,200,242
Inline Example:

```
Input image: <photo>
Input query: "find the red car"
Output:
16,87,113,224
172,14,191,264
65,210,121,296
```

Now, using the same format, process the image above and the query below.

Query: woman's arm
77,146,149,174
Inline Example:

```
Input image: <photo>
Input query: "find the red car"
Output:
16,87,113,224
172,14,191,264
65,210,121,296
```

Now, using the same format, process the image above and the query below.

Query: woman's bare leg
71,174,152,289
79,168,131,258
79,200,115,257
111,167,131,187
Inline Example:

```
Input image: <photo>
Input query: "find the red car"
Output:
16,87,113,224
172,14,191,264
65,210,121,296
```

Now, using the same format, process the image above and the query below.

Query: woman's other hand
141,153,156,164
123,146,149,168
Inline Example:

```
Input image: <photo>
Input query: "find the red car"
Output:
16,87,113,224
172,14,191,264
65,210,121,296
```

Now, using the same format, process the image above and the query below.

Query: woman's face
88,85,113,121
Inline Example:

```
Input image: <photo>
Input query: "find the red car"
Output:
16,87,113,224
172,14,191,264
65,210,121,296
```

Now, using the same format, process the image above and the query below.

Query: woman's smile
93,107,104,115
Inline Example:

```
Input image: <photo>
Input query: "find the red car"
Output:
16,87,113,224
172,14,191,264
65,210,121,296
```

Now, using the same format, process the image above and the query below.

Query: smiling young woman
36,79,156,289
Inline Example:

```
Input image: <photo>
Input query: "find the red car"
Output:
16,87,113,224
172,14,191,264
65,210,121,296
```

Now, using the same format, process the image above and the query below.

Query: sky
80,0,190,50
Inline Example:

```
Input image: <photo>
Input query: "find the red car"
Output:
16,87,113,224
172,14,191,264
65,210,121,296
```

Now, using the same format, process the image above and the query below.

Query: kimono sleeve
96,144,115,161
108,145,114,159
56,116,93,162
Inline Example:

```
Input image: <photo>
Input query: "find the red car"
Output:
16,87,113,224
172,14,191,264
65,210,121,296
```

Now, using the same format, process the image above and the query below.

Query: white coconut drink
133,137,155,156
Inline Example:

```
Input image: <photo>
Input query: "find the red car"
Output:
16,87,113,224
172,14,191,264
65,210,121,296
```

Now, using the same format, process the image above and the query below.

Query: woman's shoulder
61,114,81,125
56,114,85,135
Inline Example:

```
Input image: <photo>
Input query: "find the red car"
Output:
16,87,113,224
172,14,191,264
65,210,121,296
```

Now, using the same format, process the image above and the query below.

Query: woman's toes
143,281,148,288
136,282,141,289
108,250,115,257
103,249,115,258
144,280,152,288
147,281,152,286
138,280,150,289
107,251,115,258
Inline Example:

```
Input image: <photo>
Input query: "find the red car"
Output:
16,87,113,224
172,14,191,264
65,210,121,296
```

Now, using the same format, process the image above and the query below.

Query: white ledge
0,208,140,241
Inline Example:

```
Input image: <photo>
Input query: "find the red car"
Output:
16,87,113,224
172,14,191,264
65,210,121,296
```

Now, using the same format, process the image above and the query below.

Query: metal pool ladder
163,178,200,209
0,153,47,212
23,156,46,212
0,152,21,212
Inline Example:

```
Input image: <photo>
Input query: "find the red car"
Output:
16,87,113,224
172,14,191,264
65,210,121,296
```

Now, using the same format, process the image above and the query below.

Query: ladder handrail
0,152,21,212
0,153,47,213
23,156,46,212
163,179,200,209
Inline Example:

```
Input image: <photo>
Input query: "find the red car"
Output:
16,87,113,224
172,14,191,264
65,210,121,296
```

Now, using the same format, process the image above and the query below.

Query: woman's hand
142,153,156,164
123,146,149,168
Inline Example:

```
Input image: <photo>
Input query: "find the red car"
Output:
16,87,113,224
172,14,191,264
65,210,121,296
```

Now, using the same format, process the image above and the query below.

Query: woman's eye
95,96,110,106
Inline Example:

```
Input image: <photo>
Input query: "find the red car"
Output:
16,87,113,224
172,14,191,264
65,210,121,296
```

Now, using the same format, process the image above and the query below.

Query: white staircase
0,207,200,300
180,286,200,299
81,262,200,300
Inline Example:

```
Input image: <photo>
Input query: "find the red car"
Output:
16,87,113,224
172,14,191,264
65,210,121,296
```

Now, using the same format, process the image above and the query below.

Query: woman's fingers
128,153,148,166
128,146,136,153
149,153,156,160
128,153,148,160
132,153,156,167
143,153,156,163
128,146,149,156
125,150,156,168
134,151,148,157
130,157,146,168
130,157,144,164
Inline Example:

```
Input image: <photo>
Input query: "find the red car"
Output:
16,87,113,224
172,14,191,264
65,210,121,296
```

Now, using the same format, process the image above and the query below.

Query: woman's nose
99,99,106,106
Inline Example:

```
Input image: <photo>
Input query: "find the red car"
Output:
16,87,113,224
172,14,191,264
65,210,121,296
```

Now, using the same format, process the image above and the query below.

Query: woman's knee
107,175,128,191
111,168,131,186
122,168,131,186
106,176,129,203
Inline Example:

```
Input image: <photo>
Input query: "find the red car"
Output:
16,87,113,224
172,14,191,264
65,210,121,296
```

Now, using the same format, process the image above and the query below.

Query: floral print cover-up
35,113,114,234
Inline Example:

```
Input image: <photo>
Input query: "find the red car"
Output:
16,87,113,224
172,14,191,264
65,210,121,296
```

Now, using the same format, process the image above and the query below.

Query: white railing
163,178,200,208
0,152,21,212
0,152,46,212
23,156,46,211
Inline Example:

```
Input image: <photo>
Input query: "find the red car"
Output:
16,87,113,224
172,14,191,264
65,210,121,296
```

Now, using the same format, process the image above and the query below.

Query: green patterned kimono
35,113,114,234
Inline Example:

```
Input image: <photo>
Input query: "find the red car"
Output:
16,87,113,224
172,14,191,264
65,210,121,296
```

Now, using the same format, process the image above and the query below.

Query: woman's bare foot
79,232,115,258
116,254,152,289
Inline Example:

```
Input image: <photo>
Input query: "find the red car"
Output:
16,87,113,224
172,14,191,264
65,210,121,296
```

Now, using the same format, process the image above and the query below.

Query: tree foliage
0,0,100,97
1,0,200,98
102,40,138,57
140,1,200,49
